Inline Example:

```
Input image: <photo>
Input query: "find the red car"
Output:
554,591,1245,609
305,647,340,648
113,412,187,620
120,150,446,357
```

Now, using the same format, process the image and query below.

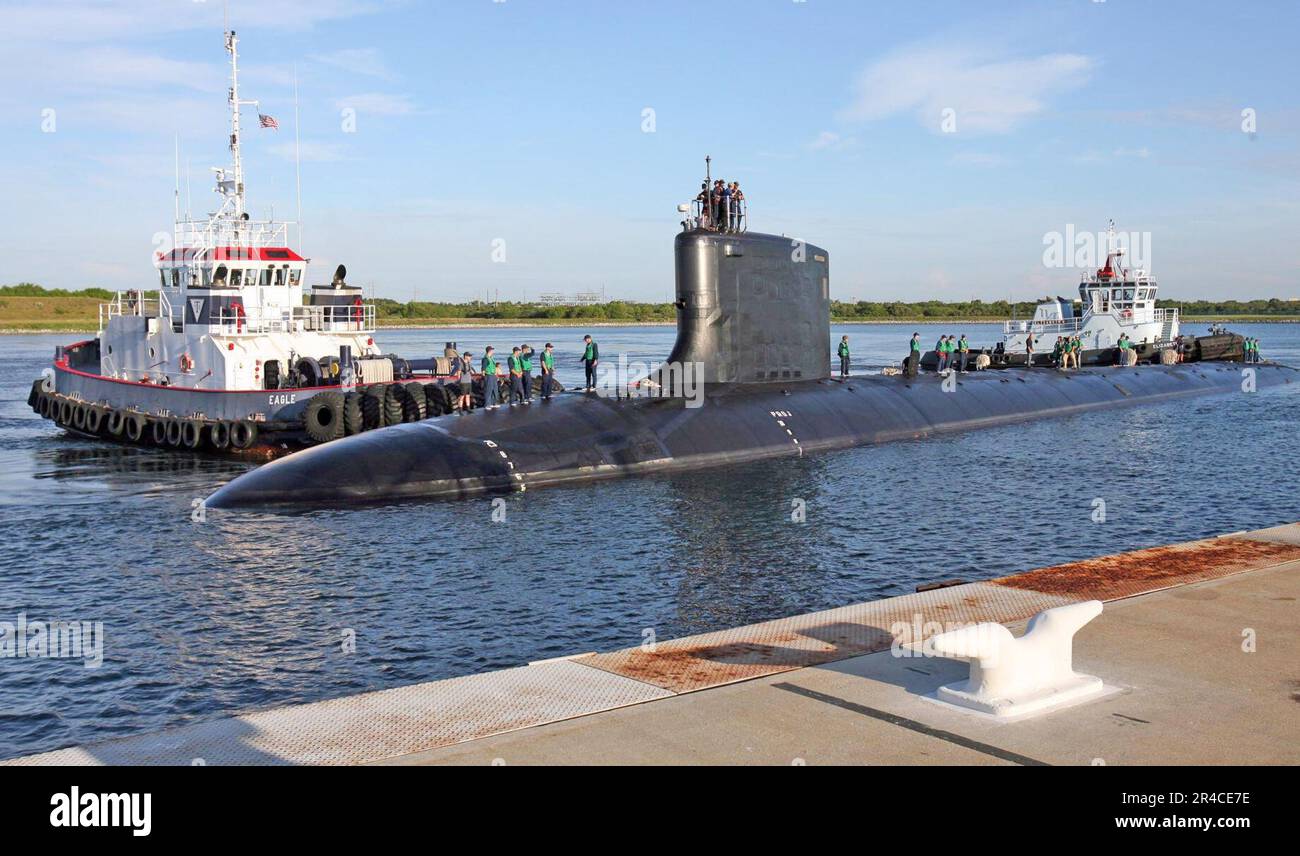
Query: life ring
179,353,195,373
1120,309,1132,319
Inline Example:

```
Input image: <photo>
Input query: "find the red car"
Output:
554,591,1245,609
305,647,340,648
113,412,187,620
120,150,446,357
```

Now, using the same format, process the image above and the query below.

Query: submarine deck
8,521,1299,765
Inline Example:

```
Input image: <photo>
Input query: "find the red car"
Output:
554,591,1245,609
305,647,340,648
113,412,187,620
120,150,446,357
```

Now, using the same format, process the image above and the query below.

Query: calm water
2,321,1298,759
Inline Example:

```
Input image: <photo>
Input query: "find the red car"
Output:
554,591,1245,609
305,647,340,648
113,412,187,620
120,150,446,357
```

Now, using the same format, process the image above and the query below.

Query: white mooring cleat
929,600,1105,719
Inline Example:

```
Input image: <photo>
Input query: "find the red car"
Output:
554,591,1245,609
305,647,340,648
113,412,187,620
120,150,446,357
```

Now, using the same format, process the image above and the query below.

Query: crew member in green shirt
540,342,556,400
520,344,535,403
837,335,850,377
957,335,970,372
581,335,599,392
908,333,921,376
507,346,524,405
481,346,500,408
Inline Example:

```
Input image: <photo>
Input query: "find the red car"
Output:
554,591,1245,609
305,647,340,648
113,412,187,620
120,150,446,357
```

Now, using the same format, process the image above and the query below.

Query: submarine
206,190,1297,510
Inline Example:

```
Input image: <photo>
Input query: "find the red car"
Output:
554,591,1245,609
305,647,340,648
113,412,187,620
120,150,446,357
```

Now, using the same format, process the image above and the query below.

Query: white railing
210,303,375,335
1003,306,1180,336
98,291,176,332
1003,316,1085,335
173,216,290,251
687,198,747,233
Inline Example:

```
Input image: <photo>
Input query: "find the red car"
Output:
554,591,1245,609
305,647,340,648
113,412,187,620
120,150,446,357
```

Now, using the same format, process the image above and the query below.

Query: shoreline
5,316,1299,335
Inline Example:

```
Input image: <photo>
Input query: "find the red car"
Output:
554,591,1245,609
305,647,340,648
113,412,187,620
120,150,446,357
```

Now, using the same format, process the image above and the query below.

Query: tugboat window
261,266,273,286
288,269,301,286
230,269,243,287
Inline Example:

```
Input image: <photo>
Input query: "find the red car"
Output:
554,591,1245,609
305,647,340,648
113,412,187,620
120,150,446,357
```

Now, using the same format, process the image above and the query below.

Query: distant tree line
372,298,677,322
6,284,1298,320
0,283,116,300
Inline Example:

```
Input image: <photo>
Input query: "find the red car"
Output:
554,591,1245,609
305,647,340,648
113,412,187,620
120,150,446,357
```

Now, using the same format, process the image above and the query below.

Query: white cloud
334,92,415,116
807,130,857,151
312,48,394,79
67,47,222,92
840,45,1093,135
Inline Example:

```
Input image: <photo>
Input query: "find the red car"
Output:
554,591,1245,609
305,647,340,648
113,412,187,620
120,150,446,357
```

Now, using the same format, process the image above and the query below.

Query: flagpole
294,64,303,252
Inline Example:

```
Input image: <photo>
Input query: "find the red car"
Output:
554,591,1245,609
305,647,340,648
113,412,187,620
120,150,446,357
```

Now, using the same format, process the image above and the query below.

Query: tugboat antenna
173,134,181,224
294,64,304,252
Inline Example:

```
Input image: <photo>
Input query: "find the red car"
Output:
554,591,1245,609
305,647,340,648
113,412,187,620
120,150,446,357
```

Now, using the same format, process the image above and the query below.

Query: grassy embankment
2,283,1297,332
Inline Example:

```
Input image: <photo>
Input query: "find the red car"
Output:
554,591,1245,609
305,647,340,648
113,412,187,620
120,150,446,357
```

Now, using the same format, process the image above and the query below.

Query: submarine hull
206,362,1296,509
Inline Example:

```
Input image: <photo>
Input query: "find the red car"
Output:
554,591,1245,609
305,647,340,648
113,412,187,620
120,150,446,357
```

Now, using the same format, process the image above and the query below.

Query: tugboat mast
223,28,258,219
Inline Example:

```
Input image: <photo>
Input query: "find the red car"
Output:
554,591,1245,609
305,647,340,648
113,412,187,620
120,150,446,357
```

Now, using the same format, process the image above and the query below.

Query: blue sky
2,0,1297,302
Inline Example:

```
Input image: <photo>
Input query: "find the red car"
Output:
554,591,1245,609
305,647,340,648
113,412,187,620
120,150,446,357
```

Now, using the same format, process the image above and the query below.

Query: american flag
258,113,279,130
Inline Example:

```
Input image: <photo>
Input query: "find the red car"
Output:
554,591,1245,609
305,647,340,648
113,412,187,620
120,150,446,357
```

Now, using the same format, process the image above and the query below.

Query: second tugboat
26,27,511,454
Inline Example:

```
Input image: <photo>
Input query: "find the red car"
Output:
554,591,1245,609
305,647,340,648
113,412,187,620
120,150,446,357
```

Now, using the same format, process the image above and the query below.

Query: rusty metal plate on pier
993,537,1300,602
581,582,1075,694
5,660,671,766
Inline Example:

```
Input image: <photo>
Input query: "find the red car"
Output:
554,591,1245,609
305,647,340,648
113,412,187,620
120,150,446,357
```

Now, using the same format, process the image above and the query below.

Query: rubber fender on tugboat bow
303,392,345,443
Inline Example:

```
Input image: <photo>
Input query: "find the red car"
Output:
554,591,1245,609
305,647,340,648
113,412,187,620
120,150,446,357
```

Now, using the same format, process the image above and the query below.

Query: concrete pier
8,523,1299,766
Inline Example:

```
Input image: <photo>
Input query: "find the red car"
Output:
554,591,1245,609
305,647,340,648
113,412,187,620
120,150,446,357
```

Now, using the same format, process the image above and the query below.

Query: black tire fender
303,391,345,443
182,420,204,449
83,405,105,434
106,409,127,436
124,413,146,443
342,392,363,436
383,384,404,426
210,421,231,449
230,420,258,450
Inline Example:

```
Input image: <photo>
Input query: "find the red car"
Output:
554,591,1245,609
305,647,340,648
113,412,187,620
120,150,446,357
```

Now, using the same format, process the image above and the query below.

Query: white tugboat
1000,222,1180,365
28,28,479,453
